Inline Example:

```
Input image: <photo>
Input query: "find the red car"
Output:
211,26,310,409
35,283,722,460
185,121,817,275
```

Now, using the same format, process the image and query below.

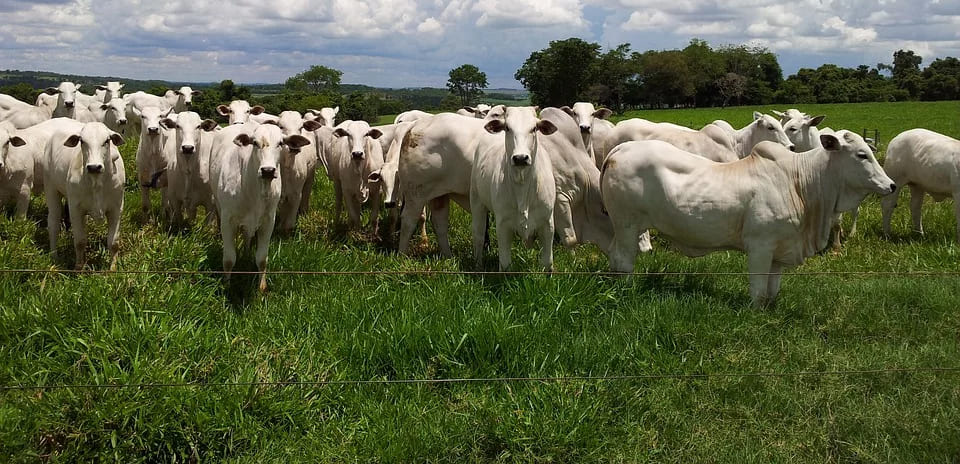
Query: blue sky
1,0,958,88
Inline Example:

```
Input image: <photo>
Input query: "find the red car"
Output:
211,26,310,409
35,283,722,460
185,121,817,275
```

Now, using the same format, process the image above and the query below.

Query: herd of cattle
0,81,957,305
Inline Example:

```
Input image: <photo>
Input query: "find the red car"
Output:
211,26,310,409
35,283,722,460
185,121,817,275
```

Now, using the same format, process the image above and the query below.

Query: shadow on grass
202,242,267,311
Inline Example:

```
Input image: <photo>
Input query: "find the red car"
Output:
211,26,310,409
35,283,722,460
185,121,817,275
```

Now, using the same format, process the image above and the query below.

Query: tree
0,82,36,103
591,43,638,111
285,65,342,93
515,38,601,107
446,64,488,107
635,50,695,108
716,72,747,107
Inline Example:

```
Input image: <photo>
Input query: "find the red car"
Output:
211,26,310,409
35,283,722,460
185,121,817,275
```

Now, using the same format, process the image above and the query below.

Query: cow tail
599,146,619,216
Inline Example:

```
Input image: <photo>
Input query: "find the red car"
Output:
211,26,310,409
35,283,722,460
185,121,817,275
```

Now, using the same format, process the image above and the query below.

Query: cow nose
351,151,364,160
512,154,531,166
789,145,796,152
579,125,591,133
232,121,244,125
384,201,397,208
181,145,195,154
147,127,160,135
117,119,127,125
65,101,75,107
890,183,897,193
86,164,104,174
260,167,277,179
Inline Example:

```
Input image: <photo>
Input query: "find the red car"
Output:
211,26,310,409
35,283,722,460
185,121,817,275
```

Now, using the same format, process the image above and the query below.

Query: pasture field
2,101,960,461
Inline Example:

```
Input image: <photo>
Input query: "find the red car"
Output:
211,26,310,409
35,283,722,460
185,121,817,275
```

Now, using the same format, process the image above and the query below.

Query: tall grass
1,101,958,461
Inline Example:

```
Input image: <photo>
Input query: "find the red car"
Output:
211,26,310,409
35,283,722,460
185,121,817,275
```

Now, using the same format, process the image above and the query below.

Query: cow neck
733,125,754,158
791,149,839,257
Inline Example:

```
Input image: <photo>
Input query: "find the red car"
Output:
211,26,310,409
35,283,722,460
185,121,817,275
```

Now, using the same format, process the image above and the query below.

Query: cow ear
462,106,476,113
192,90,202,96
160,118,178,130
201,119,218,131
302,120,323,132
820,134,841,151
484,119,505,134
9,136,26,147
332,106,339,115
808,115,826,127
163,107,174,117
367,171,382,183
593,108,613,119
262,119,280,126
284,134,311,150
110,132,125,147
333,128,350,138
44,87,60,95
771,110,785,118
64,135,81,148
233,133,253,147
217,105,231,116
753,111,763,121
96,85,108,91
537,119,558,135
250,105,265,115
75,84,81,91
532,106,540,113
100,103,111,110
560,106,574,116
306,108,320,116
366,128,383,139
118,84,125,90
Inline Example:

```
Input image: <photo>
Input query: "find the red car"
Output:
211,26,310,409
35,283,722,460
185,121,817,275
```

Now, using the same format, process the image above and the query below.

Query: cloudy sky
1,0,958,88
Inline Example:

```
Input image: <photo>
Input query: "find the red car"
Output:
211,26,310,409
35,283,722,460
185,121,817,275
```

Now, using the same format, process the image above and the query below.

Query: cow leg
495,220,514,272
609,223,642,273
398,198,427,254
831,213,844,252
953,190,960,244
848,206,860,237
14,185,30,219
255,224,272,294
332,179,344,225
106,206,122,271
139,185,151,218
345,194,362,230
430,197,452,257
746,248,774,308
909,185,925,235
299,170,315,215
538,219,555,272
419,207,429,244
47,194,63,258
368,182,381,236
881,185,899,237
553,192,577,248
766,262,783,303
471,201,489,268
69,205,87,270
220,222,237,281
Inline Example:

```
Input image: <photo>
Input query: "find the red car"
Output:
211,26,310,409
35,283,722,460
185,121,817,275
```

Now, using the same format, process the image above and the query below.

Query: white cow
44,121,126,270
87,98,128,134
209,123,310,292
134,106,174,216
0,94,33,115
123,91,172,138
217,100,267,125
559,102,613,162
456,104,492,118
394,109,433,124
601,131,896,306
6,118,83,196
773,109,826,152
44,82,85,120
881,128,960,243
94,81,124,103
329,120,385,233
600,118,739,163
164,86,201,112
305,107,339,127
471,106,558,271
709,112,795,157
0,122,29,216
159,111,219,226
0,88,80,129
275,111,323,233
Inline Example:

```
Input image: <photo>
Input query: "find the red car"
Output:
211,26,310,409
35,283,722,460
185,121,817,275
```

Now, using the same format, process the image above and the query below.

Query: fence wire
3,367,958,392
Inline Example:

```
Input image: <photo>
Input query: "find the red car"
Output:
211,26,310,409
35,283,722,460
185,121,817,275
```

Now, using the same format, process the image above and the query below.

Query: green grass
2,101,960,461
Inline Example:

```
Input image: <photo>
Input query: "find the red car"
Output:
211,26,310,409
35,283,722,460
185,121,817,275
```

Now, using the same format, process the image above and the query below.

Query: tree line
515,38,960,111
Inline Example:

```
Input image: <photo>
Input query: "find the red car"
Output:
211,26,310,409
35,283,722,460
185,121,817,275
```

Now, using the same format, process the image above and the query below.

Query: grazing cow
370,121,431,242
0,122,29,216
471,106,558,271
275,111,323,233
329,120,385,233
601,118,739,163
164,86,201,112
394,109,433,124
134,106,174,216
559,102,613,161
44,121,126,269
601,131,895,306
709,112,795,157
456,104,492,118
209,123,310,292
217,100,266,125
881,128,960,243
305,107,339,127
159,111,219,226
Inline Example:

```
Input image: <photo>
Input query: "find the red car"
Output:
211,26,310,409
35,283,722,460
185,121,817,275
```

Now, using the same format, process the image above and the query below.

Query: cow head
172,86,201,107
484,106,557,179
462,103,493,118
369,159,400,208
233,124,310,180
135,106,174,136
333,120,382,162
161,111,217,157
96,81,125,101
63,122,124,175
218,100,265,125
752,111,795,152
44,82,81,109
779,111,826,152
99,98,128,126
560,102,612,135
822,130,896,210
0,128,26,171
305,106,339,128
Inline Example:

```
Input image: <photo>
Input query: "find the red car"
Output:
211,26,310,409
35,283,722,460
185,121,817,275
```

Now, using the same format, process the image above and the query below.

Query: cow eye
856,152,869,159
789,128,797,132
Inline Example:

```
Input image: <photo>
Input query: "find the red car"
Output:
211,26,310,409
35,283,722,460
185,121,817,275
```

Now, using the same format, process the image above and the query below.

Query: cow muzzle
181,145,196,155
147,127,160,135
889,183,897,194
511,154,531,166
788,144,796,152
117,119,127,125
259,167,277,179
65,101,75,108
579,125,591,133
86,164,104,174
351,151,364,160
